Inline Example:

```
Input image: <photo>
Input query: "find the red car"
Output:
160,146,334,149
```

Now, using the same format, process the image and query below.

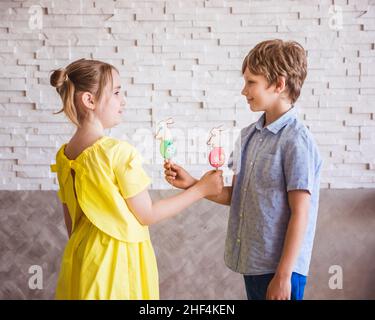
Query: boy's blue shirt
226,106,322,276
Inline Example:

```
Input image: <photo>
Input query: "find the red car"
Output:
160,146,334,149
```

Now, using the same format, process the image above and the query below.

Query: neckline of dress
62,136,108,162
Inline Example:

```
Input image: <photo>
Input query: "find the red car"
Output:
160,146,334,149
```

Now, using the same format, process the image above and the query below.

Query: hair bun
50,68,68,88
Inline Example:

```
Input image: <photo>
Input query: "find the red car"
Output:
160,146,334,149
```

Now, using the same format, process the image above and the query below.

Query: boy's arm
266,190,310,300
164,160,234,206
126,170,223,226
62,204,72,238
205,175,235,206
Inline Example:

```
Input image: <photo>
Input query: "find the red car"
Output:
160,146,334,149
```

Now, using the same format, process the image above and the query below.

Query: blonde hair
242,39,307,104
50,58,118,127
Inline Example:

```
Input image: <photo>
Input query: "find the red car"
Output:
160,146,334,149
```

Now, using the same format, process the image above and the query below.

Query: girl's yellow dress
50,136,159,299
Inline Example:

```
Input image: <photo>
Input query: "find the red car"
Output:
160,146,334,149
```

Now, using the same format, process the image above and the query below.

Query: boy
164,39,322,300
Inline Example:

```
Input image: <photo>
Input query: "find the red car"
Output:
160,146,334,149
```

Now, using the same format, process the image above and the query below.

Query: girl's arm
126,170,223,226
164,160,235,206
62,204,72,238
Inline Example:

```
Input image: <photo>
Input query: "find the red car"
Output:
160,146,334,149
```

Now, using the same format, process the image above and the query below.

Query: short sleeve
227,134,242,175
114,143,151,199
50,163,66,203
283,130,321,194
57,188,66,203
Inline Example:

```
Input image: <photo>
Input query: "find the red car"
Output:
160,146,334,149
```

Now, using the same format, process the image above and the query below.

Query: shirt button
250,162,253,165
237,238,241,243
259,138,263,142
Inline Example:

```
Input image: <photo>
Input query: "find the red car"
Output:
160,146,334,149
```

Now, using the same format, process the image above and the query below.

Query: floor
0,189,374,299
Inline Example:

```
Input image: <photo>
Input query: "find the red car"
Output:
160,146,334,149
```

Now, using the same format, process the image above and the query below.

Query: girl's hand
195,170,224,197
164,160,197,189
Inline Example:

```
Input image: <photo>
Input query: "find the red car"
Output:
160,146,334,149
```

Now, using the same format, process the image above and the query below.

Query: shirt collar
255,106,297,134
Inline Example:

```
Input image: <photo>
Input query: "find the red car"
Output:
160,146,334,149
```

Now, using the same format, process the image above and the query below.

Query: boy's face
241,68,280,113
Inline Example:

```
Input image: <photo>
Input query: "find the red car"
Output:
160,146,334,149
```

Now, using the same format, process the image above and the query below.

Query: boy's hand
195,170,224,197
164,160,197,189
266,274,291,300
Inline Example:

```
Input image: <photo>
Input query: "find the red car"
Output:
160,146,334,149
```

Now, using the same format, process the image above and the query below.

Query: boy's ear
80,92,95,110
274,76,287,94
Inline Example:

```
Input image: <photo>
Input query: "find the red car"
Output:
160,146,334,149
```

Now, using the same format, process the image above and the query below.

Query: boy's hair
242,39,307,104
50,58,118,128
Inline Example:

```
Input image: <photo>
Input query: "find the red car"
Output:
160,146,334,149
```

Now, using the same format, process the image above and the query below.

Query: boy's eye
115,92,120,95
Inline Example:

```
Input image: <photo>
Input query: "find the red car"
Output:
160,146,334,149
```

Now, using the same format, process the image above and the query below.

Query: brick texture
0,0,374,190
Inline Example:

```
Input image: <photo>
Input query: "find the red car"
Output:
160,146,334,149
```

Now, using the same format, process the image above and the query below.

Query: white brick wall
0,0,374,190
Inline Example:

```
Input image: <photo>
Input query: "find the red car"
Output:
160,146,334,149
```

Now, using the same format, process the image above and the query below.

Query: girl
49,58,223,300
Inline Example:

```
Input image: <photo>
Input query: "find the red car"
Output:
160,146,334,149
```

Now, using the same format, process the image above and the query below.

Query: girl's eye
115,92,120,95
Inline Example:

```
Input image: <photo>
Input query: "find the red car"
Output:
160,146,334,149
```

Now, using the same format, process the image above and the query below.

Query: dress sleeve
113,143,151,199
50,164,66,203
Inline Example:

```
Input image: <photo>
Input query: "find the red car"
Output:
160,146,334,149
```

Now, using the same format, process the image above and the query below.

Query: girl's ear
80,92,95,110
275,76,286,94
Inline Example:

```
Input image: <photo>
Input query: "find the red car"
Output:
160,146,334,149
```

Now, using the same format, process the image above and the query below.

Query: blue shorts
243,272,307,300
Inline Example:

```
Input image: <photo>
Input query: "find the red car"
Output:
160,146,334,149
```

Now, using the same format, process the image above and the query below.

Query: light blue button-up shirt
226,107,322,276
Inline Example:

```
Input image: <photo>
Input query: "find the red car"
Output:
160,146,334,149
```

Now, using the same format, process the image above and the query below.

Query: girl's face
98,69,126,129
